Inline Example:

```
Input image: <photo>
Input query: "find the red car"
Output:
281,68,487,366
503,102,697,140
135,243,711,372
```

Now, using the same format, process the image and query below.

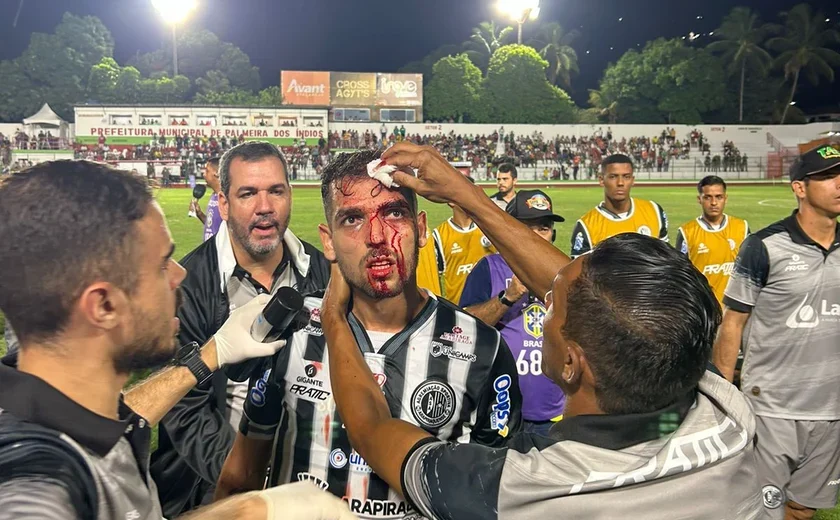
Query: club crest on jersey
490,375,512,437
637,225,652,236
523,303,546,339
480,235,492,248
411,379,456,428
762,485,784,509
440,326,473,345
525,194,551,211
329,448,348,469
728,238,737,250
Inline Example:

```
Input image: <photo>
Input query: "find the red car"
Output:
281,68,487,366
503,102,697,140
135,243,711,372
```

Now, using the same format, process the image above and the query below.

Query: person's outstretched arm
382,143,569,298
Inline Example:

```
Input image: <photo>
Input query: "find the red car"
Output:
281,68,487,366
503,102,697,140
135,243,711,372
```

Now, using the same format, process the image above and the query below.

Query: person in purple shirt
460,189,567,436
191,157,222,242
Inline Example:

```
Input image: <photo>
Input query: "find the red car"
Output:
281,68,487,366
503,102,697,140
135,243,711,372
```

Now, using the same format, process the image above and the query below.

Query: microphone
225,287,308,382
188,184,208,217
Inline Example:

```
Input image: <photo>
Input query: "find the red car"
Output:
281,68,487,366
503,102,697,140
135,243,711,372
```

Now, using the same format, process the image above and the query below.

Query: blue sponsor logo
248,369,271,407
490,374,512,437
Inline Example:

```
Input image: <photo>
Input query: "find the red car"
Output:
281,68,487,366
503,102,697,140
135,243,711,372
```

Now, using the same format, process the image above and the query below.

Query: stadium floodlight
496,0,540,44
151,0,197,77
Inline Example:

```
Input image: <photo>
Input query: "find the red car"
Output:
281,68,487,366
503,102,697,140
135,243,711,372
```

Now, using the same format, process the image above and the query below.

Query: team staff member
0,161,351,520
490,163,518,210
676,176,750,304
570,154,668,258
318,142,762,519
714,145,840,520
191,157,223,242
460,189,566,436
434,177,496,303
415,227,445,296
215,150,521,519
150,142,331,517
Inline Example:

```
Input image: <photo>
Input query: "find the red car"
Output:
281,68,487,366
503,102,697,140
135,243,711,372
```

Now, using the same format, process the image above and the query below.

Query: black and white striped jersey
240,293,522,520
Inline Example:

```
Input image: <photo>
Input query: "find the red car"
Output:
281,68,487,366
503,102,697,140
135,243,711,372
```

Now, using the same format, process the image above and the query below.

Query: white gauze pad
366,159,399,188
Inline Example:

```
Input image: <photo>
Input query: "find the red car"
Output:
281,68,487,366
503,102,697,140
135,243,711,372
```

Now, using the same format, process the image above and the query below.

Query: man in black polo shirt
0,161,351,519
318,143,763,519
150,142,330,517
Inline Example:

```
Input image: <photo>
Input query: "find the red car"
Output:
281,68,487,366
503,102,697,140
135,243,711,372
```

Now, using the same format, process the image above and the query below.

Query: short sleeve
723,234,769,312
0,479,76,520
459,257,493,307
654,202,669,240
401,440,506,520
675,228,689,255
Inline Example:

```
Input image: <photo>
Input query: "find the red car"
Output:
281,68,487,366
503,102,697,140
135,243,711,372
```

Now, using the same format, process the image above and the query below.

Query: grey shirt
402,371,761,520
723,212,840,420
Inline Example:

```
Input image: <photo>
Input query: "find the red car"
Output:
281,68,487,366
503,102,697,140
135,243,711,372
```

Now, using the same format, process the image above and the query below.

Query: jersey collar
595,199,635,221
782,211,840,254
446,218,478,233
347,291,438,357
696,214,728,232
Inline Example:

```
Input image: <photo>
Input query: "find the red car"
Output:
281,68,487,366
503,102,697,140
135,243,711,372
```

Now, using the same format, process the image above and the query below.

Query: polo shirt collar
215,221,311,293
782,210,840,253
549,390,695,451
0,354,133,457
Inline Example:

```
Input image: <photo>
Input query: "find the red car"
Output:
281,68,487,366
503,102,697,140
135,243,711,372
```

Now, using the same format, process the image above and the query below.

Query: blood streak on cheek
384,220,406,282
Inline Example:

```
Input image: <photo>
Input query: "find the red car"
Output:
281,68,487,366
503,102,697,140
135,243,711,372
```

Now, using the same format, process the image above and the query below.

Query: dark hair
562,233,720,414
320,149,418,221
601,154,634,173
219,141,289,196
206,156,220,168
697,175,726,193
498,163,517,179
0,161,153,344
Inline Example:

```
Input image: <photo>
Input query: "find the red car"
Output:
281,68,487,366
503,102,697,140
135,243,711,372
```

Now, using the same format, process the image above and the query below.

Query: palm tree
766,3,840,124
707,7,775,123
529,22,580,90
463,21,515,74
588,89,619,124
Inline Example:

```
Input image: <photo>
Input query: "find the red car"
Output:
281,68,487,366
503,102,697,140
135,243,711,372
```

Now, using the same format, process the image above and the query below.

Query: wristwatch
498,290,516,307
174,341,214,386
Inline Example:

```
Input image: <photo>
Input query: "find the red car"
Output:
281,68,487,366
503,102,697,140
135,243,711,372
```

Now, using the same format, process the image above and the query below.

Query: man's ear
319,223,337,262
219,192,229,222
77,282,127,332
417,211,428,249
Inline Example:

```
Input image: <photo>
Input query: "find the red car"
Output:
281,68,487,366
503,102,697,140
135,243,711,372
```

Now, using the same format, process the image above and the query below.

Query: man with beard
490,163,517,210
0,161,351,519
215,150,521,520
150,142,331,517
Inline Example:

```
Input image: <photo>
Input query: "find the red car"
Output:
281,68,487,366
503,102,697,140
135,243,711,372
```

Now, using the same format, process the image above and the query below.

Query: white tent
22,103,70,143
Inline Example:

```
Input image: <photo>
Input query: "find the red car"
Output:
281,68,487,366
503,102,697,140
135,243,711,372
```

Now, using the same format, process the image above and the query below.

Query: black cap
789,145,840,182
505,189,565,222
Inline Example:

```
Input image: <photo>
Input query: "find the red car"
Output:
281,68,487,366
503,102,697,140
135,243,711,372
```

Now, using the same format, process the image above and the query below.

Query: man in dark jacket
149,142,330,518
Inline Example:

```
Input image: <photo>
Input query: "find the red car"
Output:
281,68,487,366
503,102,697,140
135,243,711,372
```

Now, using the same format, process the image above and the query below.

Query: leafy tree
425,54,486,122
257,86,284,106
464,21,515,74
596,39,727,124
0,13,113,120
193,89,258,105
766,3,840,123
132,29,260,95
87,57,121,103
529,22,580,90
86,57,189,105
484,45,576,123
195,70,232,96
587,89,619,124
707,7,776,122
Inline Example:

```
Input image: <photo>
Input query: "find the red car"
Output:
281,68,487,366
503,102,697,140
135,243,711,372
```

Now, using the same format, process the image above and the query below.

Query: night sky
1,0,839,111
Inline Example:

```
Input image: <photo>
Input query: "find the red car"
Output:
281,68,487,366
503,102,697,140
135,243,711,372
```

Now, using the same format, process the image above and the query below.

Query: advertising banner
375,73,423,106
330,72,376,106
281,71,331,105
